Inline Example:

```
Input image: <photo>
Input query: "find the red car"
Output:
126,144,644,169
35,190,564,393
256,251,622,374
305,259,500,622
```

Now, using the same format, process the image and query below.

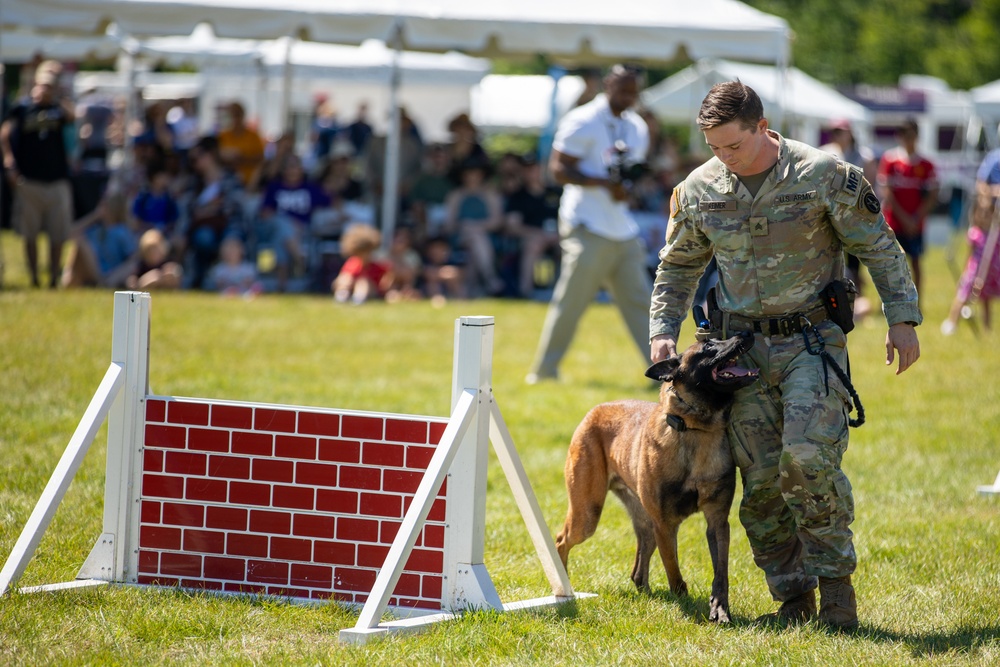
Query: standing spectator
217,101,265,188
343,101,374,157
0,65,75,288
505,154,562,299
443,156,506,296
525,64,652,384
310,94,340,167
61,189,138,288
877,118,938,297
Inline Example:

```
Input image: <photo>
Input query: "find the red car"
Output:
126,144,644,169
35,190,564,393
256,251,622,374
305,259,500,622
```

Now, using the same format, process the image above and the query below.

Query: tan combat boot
755,588,817,625
818,576,858,630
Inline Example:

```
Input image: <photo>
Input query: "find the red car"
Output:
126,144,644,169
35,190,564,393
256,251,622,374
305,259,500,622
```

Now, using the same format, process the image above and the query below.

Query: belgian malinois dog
555,332,759,623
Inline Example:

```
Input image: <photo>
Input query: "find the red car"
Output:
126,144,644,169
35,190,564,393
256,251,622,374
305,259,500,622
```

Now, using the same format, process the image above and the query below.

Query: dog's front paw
709,596,731,624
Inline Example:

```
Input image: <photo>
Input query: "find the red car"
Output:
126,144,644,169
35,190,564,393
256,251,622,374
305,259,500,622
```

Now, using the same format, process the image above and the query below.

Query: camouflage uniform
649,131,921,602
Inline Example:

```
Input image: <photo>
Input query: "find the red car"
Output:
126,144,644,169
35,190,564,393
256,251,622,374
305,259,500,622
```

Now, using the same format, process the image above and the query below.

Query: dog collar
665,413,688,432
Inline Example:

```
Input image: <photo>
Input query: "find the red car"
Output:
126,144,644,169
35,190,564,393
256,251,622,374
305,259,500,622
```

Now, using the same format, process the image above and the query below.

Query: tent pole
280,36,294,134
380,22,403,251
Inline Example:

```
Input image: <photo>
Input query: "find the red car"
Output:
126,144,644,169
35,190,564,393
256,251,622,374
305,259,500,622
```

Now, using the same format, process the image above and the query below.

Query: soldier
649,82,921,629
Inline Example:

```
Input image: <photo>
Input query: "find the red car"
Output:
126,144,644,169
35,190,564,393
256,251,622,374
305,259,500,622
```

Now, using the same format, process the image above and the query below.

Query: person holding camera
525,64,651,384
649,81,921,629
1,62,75,288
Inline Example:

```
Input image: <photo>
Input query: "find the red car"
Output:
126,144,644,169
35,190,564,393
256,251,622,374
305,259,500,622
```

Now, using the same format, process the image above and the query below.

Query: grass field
1,229,999,666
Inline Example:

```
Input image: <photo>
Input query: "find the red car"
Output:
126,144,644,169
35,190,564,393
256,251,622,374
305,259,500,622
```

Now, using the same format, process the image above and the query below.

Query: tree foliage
745,0,1000,89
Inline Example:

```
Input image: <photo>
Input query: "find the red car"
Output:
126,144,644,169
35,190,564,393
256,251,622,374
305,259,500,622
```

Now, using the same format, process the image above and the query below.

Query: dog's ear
645,357,681,383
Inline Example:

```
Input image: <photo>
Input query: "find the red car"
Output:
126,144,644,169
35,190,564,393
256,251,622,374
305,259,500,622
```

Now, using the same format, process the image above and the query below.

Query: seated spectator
421,235,465,307
205,235,263,298
61,189,138,288
443,156,505,296
375,226,423,303
445,112,488,185
407,143,454,243
505,154,562,298
248,130,297,194
217,101,265,188
126,228,183,290
255,154,330,291
131,163,181,240
180,136,245,289
319,139,365,203
332,224,390,305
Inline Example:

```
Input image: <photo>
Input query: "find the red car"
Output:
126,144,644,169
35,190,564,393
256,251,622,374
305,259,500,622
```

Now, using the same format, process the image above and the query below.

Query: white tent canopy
642,59,872,148
972,79,1000,148
471,75,586,134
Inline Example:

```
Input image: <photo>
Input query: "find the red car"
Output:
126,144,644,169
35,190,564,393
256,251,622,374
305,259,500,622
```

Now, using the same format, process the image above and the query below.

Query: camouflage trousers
726,320,856,602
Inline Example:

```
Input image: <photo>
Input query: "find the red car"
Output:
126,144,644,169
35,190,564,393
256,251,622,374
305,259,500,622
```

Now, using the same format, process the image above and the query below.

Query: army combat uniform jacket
650,131,922,339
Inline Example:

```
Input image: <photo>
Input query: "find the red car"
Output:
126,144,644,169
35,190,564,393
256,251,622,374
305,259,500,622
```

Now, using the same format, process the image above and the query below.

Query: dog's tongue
714,365,758,379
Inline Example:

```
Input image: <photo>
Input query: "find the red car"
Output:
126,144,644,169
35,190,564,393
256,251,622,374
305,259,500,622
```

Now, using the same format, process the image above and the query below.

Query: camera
607,140,648,189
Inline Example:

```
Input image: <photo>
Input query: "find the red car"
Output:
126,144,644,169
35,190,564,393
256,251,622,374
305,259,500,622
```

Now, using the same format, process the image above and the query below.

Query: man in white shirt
526,64,652,384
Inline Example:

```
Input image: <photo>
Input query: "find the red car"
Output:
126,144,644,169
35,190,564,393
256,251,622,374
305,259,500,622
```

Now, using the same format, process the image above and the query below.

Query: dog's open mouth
713,357,760,383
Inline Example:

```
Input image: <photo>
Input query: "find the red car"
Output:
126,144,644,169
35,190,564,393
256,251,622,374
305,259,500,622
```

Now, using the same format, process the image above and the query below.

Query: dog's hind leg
612,486,656,592
555,436,610,570
653,521,688,597
704,508,732,623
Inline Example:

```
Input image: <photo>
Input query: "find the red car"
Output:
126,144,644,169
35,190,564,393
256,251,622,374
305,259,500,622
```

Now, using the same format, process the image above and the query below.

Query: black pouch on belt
820,279,858,334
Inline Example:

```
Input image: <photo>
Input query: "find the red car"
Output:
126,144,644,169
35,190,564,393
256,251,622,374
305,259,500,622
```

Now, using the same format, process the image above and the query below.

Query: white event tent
642,59,873,150
1,0,791,261
972,79,1000,148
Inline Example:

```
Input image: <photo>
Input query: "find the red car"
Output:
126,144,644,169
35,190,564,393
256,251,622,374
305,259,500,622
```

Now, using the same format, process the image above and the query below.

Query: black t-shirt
5,101,71,182
505,185,563,229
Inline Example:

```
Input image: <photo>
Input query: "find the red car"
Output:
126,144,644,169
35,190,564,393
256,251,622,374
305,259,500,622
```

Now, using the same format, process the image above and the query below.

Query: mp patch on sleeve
832,162,865,207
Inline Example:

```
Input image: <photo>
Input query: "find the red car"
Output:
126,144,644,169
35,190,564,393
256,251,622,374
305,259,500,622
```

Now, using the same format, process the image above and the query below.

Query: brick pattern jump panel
138,397,449,609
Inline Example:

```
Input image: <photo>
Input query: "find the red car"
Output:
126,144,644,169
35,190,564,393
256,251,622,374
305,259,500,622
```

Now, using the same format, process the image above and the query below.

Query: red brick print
429,422,447,445
145,399,167,423
422,575,443,600
143,474,184,499
231,431,272,457
229,482,271,506
188,428,229,453
267,586,310,599
165,451,207,476
313,540,356,566
144,424,186,450
315,489,358,514
211,404,253,430
318,438,361,463
206,506,247,531
385,419,429,444
295,462,338,487
405,445,436,470
274,435,317,460
161,502,205,527
143,449,163,473
185,477,227,503
139,575,178,587
380,521,401,544
292,514,334,539
225,582,266,595
362,443,405,468
336,517,379,543
184,529,226,554
297,412,340,437
291,564,333,588
341,415,384,440
204,556,246,581
428,499,446,522
357,544,390,568
339,466,381,491
227,533,268,558
272,485,314,510
168,401,210,426
160,552,203,577
334,567,377,592
140,500,161,524
421,524,445,549
140,525,181,550
249,509,292,535
138,550,159,574
247,559,288,585
270,536,312,561
208,455,251,480
251,458,293,483
360,492,402,518
183,579,223,592
255,408,296,433
382,469,423,494
393,572,421,597
405,548,444,574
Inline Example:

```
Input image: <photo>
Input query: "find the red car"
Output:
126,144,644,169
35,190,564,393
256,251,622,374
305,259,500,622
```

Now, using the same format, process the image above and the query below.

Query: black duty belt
712,305,830,337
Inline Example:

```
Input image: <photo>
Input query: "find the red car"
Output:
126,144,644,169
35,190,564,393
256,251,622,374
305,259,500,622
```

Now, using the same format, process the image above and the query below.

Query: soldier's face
703,119,768,176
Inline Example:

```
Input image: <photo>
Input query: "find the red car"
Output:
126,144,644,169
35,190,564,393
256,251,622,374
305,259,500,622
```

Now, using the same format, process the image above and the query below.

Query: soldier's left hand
886,322,920,375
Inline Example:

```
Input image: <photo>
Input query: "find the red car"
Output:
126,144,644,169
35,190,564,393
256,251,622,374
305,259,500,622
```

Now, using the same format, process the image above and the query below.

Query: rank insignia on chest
699,200,737,212
750,216,768,236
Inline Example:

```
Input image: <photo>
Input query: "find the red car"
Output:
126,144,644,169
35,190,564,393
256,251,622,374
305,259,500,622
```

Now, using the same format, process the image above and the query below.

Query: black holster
820,279,858,334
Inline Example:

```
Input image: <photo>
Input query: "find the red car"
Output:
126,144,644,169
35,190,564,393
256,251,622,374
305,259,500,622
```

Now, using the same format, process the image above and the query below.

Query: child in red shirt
332,224,389,304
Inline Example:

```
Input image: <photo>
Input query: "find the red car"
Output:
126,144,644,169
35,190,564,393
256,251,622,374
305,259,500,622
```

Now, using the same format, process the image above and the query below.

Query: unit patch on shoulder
862,185,881,214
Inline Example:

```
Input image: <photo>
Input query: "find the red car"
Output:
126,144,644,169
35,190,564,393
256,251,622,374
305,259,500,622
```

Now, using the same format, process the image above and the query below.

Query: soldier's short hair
697,81,764,132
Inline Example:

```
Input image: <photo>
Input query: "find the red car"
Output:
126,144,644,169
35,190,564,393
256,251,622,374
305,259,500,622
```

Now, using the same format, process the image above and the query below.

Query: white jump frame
0,291,588,644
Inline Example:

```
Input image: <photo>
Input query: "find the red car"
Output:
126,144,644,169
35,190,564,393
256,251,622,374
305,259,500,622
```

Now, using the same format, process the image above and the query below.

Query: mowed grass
1,229,999,666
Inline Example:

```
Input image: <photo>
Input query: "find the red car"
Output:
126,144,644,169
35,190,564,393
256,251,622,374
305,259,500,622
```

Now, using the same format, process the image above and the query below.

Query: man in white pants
526,64,652,383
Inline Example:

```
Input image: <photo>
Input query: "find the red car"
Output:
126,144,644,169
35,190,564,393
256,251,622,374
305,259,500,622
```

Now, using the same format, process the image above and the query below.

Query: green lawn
1,229,999,665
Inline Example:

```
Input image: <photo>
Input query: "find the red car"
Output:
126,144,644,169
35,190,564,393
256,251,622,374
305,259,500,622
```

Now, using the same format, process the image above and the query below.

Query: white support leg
977,470,1000,496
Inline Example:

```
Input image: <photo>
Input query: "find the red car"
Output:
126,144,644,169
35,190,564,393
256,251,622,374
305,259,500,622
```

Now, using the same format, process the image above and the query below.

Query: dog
555,332,758,623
